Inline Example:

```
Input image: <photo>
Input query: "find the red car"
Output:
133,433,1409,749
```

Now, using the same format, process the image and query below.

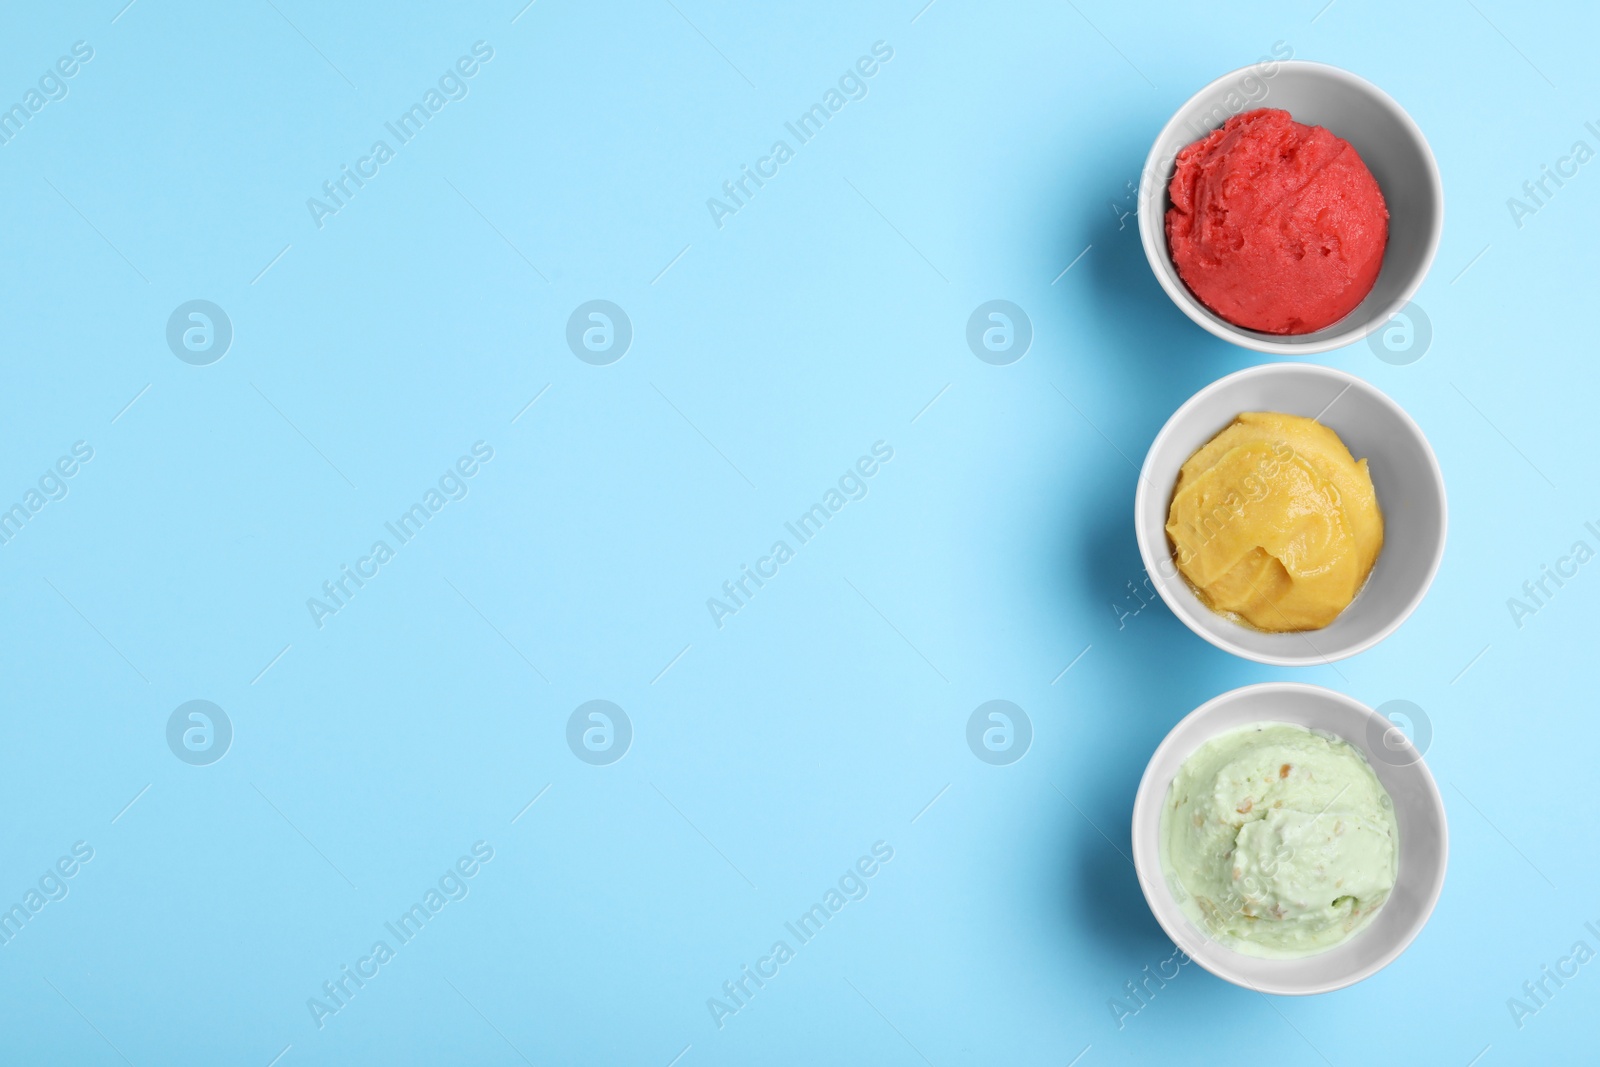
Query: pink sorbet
1165,108,1389,335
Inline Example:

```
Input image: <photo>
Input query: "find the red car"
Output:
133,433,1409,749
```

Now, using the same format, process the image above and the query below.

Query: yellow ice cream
1166,412,1383,632
1160,721,1399,958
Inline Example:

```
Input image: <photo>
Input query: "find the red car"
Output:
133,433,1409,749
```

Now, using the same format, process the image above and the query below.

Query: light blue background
1,1,1594,1064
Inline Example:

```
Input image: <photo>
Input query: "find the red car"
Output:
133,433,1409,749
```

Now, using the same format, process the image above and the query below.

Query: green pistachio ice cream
1159,722,1399,958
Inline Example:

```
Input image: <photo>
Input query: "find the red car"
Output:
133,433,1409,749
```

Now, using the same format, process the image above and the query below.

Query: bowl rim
1130,681,1450,995
1137,59,1444,355
1133,362,1448,666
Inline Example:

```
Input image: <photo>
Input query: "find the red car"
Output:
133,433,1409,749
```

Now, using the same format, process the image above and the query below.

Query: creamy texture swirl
1159,722,1399,958
1167,411,1383,632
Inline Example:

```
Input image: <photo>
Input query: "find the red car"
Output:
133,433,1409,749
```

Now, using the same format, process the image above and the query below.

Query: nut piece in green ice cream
1159,721,1399,959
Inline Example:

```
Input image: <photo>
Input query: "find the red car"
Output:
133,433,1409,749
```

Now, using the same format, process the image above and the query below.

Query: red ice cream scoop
1165,108,1389,335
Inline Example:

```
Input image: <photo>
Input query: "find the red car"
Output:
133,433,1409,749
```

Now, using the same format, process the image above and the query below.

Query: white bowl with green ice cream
1132,682,1447,995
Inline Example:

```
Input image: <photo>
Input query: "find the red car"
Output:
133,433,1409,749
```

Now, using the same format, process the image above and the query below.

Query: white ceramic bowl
1131,682,1448,995
1135,362,1446,666
1138,61,1443,354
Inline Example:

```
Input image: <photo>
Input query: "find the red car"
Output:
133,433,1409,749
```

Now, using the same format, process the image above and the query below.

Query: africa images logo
706,842,894,1030
706,442,893,629
166,701,232,766
306,443,495,629
966,301,1032,365
0,40,94,148
306,842,496,1030
966,701,1032,766
306,41,495,229
566,701,632,766
166,300,233,365
705,41,894,229
566,301,632,365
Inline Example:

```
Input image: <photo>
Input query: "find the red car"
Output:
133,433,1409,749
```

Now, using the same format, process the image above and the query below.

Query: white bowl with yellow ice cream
1132,682,1448,995
1135,363,1446,665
